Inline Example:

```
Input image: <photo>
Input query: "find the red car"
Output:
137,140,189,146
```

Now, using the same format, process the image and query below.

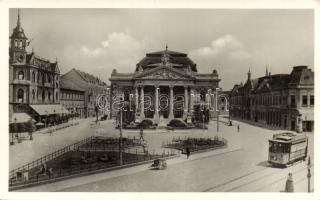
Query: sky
9,9,314,90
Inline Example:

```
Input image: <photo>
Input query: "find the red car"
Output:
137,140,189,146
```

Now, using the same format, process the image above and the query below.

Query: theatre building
9,11,68,125
229,66,314,132
109,47,221,125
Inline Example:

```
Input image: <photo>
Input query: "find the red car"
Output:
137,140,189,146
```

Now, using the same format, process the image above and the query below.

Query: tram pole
307,156,311,192
119,109,123,166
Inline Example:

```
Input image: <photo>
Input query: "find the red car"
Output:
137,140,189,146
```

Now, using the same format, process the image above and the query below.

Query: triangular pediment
135,66,194,80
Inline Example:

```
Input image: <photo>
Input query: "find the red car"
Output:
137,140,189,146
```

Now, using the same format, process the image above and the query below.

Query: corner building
9,11,67,123
229,66,314,132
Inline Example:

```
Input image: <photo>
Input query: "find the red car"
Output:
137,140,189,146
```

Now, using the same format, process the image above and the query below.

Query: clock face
16,53,25,63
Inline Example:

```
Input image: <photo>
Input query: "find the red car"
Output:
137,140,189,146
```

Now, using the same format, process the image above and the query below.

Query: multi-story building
60,69,108,118
229,66,314,132
9,10,68,124
109,47,221,124
60,78,85,118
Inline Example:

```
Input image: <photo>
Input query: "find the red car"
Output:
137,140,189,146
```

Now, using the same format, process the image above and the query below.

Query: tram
268,132,308,167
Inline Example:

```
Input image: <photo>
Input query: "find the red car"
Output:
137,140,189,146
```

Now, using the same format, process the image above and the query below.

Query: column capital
184,85,189,89
169,85,174,89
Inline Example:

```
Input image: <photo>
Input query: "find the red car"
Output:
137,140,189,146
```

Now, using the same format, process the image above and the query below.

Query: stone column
190,87,194,112
183,86,189,118
140,86,145,119
154,85,159,123
169,85,174,120
135,87,139,113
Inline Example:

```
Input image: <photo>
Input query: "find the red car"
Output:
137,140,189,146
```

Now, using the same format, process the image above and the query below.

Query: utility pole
119,109,123,166
216,88,220,133
307,156,311,192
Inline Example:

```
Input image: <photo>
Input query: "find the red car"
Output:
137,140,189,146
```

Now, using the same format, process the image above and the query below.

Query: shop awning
10,113,34,124
30,104,69,115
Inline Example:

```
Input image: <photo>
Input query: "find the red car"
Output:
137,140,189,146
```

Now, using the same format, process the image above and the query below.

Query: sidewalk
9,118,98,170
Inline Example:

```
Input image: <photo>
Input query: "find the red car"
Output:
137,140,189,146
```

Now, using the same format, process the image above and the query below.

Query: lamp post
45,110,48,128
307,156,311,192
216,88,220,133
119,108,123,166
10,118,17,145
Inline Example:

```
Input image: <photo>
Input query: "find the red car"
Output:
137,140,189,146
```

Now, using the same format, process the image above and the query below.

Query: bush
140,119,153,129
168,119,187,128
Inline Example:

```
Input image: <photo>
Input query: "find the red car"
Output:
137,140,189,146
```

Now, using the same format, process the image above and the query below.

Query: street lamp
216,88,221,133
307,156,311,192
10,118,17,145
119,108,123,166
45,110,48,128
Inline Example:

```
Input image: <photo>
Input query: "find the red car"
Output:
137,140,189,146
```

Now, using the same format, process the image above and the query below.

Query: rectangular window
310,95,314,106
279,96,282,104
290,95,296,105
302,95,308,106
283,96,287,105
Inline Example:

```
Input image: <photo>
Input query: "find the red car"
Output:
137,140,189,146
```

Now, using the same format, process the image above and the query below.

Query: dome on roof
136,47,197,72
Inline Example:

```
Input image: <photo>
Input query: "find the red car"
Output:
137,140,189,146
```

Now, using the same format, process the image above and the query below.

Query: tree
17,123,26,133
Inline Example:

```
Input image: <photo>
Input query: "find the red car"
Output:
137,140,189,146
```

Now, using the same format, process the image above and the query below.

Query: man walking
237,125,240,132
186,147,190,159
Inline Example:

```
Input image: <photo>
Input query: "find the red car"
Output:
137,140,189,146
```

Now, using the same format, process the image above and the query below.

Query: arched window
17,88,24,102
19,40,23,48
18,71,24,80
56,92,59,101
15,40,18,48
37,90,39,101
32,72,36,82
56,82,58,88
32,89,35,101
48,91,51,101
48,75,51,83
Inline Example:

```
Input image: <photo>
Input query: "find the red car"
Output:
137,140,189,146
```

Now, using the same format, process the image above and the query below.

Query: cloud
62,31,154,83
189,34,251,61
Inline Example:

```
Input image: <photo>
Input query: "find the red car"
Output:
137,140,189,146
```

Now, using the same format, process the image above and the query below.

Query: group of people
37,163,53,179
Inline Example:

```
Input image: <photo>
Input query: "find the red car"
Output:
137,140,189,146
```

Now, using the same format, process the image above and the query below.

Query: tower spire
247,68,251,80
265,65,268,77
165,44,168,51
17,9,21,27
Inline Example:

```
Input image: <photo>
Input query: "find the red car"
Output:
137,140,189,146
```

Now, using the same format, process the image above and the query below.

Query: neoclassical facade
109,47,221,124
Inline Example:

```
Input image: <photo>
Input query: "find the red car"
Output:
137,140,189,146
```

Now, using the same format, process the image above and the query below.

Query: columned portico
109,47,221,124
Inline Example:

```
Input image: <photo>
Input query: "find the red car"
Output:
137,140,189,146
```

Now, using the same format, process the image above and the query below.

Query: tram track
203,162,312,192
226,163,313,192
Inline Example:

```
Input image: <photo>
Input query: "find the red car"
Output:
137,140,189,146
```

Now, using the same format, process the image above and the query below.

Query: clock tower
9,9,28,64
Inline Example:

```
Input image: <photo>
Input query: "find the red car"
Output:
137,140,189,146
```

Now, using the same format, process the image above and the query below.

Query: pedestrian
186,147,190,159
285,173,294,192
237,125,240,132
139,126,144,141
